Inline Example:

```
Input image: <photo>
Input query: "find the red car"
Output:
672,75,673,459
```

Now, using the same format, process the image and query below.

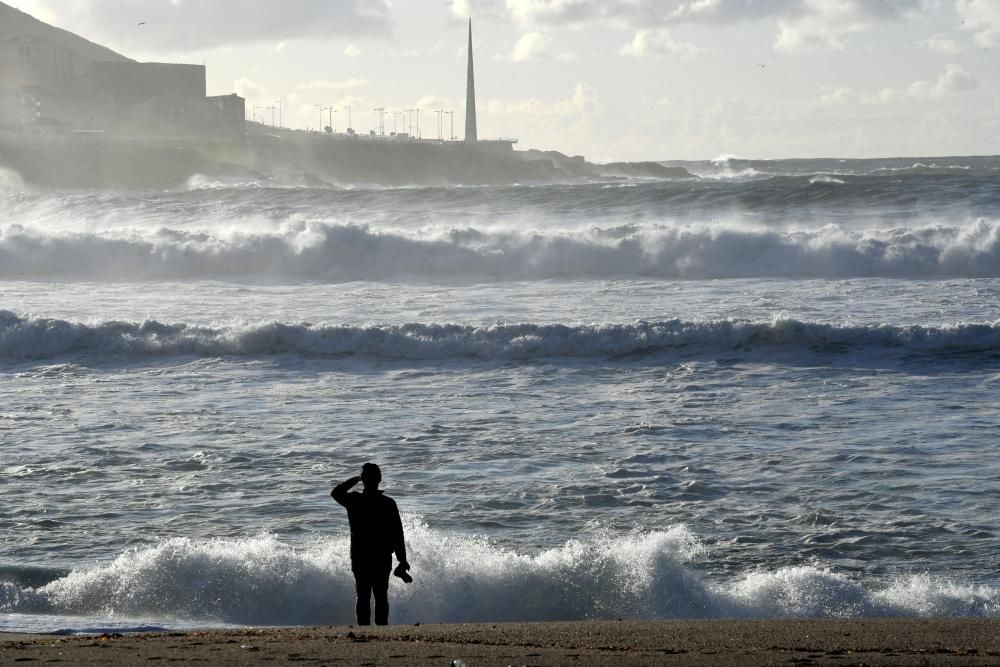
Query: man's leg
373,557,392,626
353,569,372,625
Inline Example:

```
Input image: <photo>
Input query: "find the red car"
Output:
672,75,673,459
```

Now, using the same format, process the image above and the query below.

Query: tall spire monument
465,18,478,143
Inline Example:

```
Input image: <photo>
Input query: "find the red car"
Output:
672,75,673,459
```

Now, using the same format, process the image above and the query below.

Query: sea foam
2,311,998,362
2,525,996,629
3,218,1000,280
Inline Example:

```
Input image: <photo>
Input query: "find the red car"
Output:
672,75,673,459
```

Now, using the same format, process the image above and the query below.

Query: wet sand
2,619,999,665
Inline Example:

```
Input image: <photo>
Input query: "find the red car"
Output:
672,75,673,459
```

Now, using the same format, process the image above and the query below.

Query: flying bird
137,21,146,26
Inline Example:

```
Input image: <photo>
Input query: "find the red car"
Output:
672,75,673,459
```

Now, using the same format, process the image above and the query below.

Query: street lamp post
407,109,417,138
344,105,352,132
372,107,386,136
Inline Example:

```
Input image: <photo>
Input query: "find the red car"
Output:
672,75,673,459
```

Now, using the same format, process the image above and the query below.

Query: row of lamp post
359,108,454,140
248,100,457,141
251,100,282,127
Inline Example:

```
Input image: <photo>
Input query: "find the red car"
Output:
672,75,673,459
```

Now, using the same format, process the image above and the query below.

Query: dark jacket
332,482,407,564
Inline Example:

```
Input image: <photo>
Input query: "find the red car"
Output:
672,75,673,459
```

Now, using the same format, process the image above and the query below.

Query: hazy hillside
0,1,131,62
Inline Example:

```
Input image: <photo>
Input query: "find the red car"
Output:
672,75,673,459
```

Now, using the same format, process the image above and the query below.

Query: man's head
361,462,382,489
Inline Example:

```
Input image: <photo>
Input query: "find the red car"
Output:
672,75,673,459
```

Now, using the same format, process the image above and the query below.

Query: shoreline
3,619,999,665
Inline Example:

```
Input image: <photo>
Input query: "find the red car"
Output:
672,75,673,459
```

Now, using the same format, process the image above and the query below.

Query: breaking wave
1,526,996,628
2,311,998,362
809,174,846,185
3,219,1000,280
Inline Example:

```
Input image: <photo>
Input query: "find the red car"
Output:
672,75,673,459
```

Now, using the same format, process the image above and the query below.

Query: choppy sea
1,155,999,633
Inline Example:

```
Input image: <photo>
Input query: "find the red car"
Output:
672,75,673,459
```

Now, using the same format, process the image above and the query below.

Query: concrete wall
1,93,244,139
0,36,80,93
207,94,246,125
88,62,206,100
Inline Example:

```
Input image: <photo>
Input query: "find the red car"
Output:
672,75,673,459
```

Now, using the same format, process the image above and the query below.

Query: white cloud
484,82,598,118
819,64,981,107
448,0,510,21
775,16,852,52
921,33,967,54
566,82,599,113
294,79,370,94
15,0,391,52
414,95,460,110
926,63,980,95
620,29,707,59
774,0,928,53
344,44,362,57
818,86,862,106
474,82,606,154
458,0,929,53
662,0,802,25
505,0,606,26
510,31,550,62
501,0,926,28
497,31,580,63
234,78,267,102
956,0,1000,47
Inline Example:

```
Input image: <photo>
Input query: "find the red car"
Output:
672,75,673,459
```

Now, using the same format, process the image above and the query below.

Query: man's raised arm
331,476,361,506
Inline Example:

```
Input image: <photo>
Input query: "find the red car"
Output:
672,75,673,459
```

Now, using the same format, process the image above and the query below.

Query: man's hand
331,475,362,504
393,561,412,583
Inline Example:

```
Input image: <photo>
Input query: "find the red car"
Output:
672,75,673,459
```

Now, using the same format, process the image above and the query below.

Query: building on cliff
0,1,243,138
0,3,582,189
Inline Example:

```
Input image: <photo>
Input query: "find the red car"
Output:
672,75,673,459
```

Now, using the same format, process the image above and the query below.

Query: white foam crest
720,567,1000,618
33,534,356,625
710,154,750,166
3,218,1000,280
185,174,273,190
707,167,762,181
699,154,763,180
809,174,846,185
873,162,973,174
723,566,872,617
3,312,999,361
873,574,1000,617
392,524,710,622
3,527,997,628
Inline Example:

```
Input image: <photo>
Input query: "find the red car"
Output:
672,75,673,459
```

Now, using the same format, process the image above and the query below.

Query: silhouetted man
332,463,410,625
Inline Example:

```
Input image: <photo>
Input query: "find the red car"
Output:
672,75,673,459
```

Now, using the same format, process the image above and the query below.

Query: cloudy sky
10,0,1000,161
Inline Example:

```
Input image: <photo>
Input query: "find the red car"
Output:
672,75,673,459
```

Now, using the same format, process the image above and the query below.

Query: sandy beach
2,619,998,666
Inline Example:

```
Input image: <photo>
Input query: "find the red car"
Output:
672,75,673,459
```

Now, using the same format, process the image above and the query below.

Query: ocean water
2,155,999,633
